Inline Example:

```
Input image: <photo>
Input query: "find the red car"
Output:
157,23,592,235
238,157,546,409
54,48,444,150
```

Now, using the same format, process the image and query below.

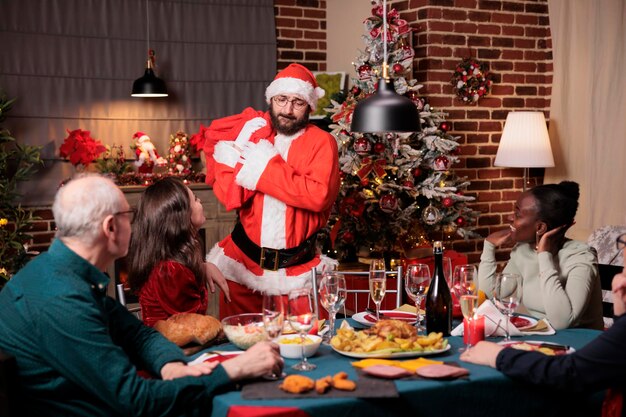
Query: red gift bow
357,157,387,179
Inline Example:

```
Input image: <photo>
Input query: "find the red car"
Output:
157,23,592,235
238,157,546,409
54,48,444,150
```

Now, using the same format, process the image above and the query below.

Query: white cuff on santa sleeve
236,139,279,190
213,141,240,168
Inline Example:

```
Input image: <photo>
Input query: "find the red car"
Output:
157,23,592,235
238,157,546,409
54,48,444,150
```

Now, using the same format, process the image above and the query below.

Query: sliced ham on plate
415,364,470,379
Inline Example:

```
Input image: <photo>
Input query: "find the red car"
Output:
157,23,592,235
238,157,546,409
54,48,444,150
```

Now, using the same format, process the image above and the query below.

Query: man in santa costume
204,63,340,318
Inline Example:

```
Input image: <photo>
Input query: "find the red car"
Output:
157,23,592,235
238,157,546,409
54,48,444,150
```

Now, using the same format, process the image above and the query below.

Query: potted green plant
0,92,42,289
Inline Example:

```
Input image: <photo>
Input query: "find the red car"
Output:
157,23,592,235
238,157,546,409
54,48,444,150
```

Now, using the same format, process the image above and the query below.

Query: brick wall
398,0,551,263
24,0,552,265
274,0,327,71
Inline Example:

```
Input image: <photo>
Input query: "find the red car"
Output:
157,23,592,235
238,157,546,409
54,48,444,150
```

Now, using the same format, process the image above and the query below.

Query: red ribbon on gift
357,157,387,179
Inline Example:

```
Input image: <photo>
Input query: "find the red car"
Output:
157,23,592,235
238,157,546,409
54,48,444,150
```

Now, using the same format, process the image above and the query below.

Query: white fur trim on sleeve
213,141,240,168
236,139,279,190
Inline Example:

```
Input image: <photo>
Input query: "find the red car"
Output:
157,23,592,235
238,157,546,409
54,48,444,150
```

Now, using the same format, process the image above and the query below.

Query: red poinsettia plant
59,129,106,167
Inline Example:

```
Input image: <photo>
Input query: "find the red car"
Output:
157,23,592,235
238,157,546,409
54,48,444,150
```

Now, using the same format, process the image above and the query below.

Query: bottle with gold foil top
425,241,452,335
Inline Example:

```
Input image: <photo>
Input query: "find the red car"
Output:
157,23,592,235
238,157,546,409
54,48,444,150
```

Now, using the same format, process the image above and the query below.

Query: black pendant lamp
131,0,168,98
132,50,168,97
350,0,420,133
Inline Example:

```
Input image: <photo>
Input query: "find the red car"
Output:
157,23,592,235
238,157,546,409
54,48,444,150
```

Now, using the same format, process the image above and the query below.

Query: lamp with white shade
494,111,555,191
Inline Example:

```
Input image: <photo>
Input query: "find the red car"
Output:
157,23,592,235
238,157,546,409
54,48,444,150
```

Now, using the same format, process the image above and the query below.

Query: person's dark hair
529,181,580,230
127,177,205,293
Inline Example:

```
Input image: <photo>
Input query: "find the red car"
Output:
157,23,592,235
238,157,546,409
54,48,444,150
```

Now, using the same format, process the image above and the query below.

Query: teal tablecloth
205,321,604,417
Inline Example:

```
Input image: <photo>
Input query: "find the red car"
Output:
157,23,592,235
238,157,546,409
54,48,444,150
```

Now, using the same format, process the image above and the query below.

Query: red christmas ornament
379,193,399,213
442,197,454,207
373,142,386,154
392,63,404,74
340,129,350,137
339,171,347,179
405,90,419,101
439,122,450,132
354,137,371,155
412,167,422,177
402,180,414,188
434,155,450,171
360,178,370,187
455,216,465,226
342,231,355,244
358,64,372,78
350,85,361,96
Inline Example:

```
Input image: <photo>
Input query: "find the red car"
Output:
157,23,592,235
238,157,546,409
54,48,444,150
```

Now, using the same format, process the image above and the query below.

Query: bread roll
154,313,222,347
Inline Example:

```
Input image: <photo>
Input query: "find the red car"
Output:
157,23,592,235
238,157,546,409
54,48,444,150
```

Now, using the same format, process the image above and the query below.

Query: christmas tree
321,2,479,261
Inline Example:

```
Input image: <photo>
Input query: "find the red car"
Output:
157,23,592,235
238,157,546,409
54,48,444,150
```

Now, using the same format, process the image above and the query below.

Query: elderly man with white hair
0,174,283,417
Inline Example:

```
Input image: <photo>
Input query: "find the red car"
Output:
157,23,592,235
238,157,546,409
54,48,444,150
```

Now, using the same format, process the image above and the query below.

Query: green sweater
0,239,234,416
478,240,603,330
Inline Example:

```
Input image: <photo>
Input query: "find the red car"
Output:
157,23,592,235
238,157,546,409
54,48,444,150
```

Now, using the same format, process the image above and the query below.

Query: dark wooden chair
598,264,622,329
0,349,18,417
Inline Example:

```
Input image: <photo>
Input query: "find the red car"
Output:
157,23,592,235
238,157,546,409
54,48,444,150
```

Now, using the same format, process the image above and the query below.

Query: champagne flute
319,272,347,344
262,290,286,379
457,268,478,352
404,264,430,334
287,287,317,371
493,273,522,341
368,258,386,321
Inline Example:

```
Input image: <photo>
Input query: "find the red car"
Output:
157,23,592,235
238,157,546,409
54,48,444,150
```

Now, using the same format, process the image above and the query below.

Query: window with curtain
546,0,626,240
0,0,276,204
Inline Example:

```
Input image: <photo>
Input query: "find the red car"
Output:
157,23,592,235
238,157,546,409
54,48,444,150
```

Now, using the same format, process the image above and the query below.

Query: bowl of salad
221,313,269,350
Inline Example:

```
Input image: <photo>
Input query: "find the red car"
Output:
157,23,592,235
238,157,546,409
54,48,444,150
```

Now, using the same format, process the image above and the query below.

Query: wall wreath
451,57,493,104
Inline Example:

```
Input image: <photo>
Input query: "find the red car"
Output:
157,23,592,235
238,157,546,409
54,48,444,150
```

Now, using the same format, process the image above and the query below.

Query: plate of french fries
330,319,450,359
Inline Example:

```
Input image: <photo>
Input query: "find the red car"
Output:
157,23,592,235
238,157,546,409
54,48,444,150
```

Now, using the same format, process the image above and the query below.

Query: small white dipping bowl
277,334,322,359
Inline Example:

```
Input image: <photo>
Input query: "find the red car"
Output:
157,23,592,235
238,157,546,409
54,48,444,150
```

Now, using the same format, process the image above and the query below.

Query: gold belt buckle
259,247,279,271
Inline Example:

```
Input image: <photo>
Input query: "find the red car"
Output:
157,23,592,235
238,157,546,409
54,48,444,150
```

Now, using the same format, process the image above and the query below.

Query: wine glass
262,290,286,379
368,258,386,321
493,273,523,341
452,264,478,298
319,272,347,343
404,264,430,334
457,268,478,352
287,287,317,371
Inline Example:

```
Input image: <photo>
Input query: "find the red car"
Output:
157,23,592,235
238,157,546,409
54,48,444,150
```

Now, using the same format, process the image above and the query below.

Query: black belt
230,222,317,271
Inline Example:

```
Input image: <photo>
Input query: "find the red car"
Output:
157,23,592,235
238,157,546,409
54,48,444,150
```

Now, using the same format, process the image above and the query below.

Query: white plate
352,310,417,326
498,340,575,355
510,314,538,331
332,343,451,359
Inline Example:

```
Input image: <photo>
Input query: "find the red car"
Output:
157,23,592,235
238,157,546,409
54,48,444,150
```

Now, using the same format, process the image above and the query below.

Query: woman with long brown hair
127,177,209,326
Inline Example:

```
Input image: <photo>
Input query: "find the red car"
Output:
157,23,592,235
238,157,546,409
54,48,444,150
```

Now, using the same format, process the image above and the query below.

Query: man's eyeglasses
617,233,626,251
114,208,137,224
272,95,308,111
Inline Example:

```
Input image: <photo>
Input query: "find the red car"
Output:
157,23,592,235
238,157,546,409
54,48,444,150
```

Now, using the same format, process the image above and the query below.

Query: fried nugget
279,375,315,394
315,376,332,394
331,371,356,391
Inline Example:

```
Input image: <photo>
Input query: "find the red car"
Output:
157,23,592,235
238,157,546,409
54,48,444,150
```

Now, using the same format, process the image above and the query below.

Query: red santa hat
265,63,325,111
133,131,150,142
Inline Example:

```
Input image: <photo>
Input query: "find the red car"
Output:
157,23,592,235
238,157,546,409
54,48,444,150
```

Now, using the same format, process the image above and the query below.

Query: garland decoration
451,57,493,104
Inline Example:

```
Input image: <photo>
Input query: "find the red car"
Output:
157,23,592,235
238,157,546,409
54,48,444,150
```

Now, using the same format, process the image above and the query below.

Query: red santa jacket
206,113,340,295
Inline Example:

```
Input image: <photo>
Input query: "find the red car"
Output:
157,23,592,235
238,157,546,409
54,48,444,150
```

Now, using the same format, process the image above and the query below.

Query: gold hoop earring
535,231,540,251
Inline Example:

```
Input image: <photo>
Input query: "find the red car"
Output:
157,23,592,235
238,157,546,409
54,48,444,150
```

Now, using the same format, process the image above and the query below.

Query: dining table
200,319,605,417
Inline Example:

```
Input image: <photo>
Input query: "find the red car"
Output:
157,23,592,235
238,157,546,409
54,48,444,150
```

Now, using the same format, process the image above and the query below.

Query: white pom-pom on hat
265,63,325,111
